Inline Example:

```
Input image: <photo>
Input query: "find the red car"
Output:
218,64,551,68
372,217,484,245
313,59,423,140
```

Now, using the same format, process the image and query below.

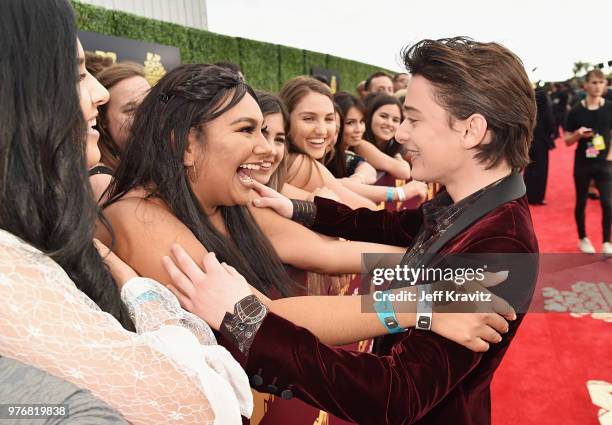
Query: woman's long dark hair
363,93,405,157
0,0,134,330
328,92,368,178
323,103,348,178
106,65,292,297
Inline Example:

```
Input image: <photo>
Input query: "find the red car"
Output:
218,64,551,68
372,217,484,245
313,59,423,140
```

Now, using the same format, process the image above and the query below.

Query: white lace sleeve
121,277,253,418
0,230,247,424
121,277,218,344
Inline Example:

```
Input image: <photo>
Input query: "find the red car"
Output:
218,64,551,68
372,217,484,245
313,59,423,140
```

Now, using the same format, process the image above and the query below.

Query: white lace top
0,229,252,424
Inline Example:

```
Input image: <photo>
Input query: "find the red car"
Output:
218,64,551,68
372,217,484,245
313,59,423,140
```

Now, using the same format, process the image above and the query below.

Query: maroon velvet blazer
236,195,538,425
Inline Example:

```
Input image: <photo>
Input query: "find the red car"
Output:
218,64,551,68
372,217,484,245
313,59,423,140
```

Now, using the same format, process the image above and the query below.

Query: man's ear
183,127,201,167
461,114,489,149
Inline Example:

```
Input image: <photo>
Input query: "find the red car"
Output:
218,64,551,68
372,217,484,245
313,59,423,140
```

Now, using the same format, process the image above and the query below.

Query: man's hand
430,271,517,352
163,244,252,330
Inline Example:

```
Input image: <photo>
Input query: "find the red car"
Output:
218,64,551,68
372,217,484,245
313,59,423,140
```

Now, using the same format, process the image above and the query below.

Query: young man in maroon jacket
165,37,538,425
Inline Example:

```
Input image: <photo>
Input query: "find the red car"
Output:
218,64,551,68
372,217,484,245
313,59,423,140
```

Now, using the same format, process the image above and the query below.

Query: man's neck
585,94,603,109
442,162,513,203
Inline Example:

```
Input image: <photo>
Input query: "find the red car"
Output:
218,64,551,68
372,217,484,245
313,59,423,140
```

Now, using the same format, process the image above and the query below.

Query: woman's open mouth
306,138,326,150
87,118,99,139
237,162,261,186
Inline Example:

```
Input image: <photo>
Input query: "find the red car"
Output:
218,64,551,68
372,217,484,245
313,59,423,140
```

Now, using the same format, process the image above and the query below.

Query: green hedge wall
71,1,393,94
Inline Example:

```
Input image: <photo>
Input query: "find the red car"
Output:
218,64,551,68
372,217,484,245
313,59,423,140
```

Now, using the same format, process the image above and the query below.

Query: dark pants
524,138,549,203
574,160,612,242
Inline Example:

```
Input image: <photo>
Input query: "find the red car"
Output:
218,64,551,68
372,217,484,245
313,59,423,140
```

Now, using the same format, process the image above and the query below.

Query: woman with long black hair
0,1,250,423
356,93,413,179
100,66,409,298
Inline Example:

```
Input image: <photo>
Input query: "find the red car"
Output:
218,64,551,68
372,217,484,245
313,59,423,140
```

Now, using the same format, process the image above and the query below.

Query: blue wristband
373,291,406,334
134,290,163,305
386,187,394,202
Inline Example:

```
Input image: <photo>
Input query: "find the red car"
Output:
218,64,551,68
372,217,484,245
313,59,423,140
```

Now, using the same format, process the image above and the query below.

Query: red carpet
491,140,612,425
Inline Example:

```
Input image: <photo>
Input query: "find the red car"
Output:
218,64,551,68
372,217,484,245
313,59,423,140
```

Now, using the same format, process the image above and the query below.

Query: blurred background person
357,80,367,99
89,62,151,200
85,51,113,77
364,71,394,95
564,69,612,254
393,72,410,92
524,85,557,205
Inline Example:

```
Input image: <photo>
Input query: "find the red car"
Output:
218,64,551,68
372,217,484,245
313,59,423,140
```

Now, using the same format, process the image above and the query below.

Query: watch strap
373,291,406,334
416,285,433,330
220,295,268,355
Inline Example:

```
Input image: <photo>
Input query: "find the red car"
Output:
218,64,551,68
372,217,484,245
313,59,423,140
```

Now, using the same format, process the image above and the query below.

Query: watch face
235,295,268,324
417,316,431,328
384,317,399,329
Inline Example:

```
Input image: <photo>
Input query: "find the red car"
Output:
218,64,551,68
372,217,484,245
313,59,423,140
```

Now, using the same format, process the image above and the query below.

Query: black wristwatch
220,295,268,355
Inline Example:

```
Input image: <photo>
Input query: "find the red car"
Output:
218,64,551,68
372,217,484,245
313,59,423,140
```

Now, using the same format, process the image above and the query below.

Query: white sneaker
578,238,596,254
603,242,612,256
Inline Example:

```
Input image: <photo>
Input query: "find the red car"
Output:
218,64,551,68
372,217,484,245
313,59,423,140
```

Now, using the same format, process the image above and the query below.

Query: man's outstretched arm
308,196,423,246
241,311,489,424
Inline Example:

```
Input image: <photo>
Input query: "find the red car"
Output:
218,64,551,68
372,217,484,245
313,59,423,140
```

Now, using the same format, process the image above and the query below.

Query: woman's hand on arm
427,272,516,352
400,180,428,202
247,179,295,219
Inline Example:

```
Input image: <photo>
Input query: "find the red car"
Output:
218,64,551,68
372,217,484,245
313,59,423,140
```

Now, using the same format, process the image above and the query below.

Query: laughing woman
355,93,413,179
100,66,406,300
279,76,378,209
